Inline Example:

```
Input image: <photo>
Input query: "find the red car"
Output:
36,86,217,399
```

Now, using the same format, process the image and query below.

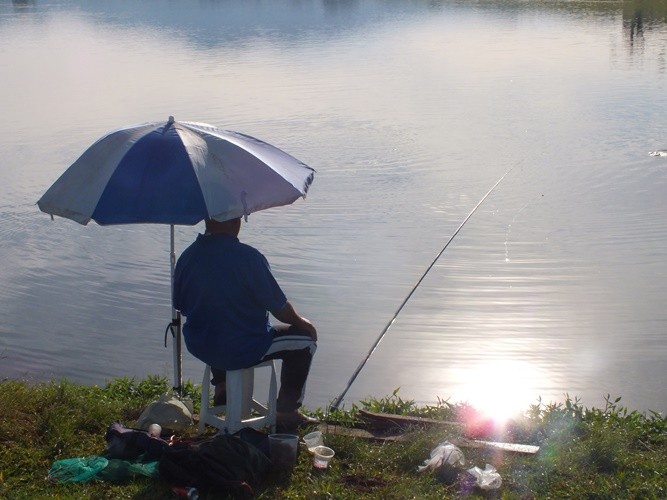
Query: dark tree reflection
623,0,667,41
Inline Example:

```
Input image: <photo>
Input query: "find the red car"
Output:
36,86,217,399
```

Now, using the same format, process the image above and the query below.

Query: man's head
205,216,242,236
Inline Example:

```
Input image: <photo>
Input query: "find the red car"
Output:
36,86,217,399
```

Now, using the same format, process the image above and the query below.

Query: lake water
1,0,666,417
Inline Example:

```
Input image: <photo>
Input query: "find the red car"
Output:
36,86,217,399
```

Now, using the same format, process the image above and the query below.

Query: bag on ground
104,421,169,461
136,393,194,431
158,433,271,498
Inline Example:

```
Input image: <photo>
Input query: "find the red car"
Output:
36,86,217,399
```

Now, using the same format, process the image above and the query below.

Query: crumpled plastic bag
467,463,502,490
417,441,465,473
135,393,193,431
48,456,109,483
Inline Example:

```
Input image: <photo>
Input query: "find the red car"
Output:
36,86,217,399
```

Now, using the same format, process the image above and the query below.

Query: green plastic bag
47,456,108,483
97,459,160,483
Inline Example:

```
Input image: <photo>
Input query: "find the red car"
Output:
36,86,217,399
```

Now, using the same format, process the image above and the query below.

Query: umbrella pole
170,225,183,394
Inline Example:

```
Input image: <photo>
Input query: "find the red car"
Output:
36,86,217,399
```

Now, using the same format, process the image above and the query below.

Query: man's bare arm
271,301,317,341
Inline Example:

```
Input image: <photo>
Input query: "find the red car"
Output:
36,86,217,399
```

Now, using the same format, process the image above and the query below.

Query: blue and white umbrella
37,116,315,391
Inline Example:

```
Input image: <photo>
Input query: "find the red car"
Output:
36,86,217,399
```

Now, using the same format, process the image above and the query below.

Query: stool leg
225,370,243,434
199,365,211,434
241,369,254,419
268,360,278,433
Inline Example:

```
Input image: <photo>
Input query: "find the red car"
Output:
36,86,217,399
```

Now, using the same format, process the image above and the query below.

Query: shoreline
1,376,665,498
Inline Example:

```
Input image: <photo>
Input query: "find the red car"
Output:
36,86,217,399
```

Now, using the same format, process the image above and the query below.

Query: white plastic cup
268,433,299,469
302,431,323,451
312,445,335,469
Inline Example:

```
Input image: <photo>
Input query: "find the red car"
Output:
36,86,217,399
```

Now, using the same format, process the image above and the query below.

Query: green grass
0,378,664,499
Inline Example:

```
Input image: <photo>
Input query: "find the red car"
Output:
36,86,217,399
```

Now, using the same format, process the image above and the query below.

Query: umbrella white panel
37,123,168,225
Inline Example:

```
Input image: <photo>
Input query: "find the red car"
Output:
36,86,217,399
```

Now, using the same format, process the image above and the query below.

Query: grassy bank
0,377,664,499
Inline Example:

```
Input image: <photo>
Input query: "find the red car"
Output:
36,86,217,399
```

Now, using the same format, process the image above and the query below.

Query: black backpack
158,433,271,498
104,422,169,462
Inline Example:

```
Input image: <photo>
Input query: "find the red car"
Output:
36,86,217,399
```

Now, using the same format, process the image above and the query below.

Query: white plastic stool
199,360,278,434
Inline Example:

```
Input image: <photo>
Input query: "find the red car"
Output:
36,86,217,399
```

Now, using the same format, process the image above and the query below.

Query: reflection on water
1,0,666,415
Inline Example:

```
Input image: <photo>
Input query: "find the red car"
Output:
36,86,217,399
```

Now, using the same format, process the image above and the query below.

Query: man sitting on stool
173,216,318,430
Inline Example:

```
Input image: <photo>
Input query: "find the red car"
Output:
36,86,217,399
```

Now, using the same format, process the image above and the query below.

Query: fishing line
504,199,532,262
329,164,518,411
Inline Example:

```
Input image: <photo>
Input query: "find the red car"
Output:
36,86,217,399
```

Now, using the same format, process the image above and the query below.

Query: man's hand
271,301,318,341
295,316,317,341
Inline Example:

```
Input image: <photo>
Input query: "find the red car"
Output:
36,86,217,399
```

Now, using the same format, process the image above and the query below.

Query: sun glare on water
450,360,544,425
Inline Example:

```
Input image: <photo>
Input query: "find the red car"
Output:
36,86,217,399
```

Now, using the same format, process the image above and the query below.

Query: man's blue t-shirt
173,233,287,370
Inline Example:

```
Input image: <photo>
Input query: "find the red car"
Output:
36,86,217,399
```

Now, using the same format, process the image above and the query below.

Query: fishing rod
329,165,517,411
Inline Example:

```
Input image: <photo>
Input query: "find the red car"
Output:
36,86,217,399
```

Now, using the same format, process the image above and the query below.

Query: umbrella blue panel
92,126,208,225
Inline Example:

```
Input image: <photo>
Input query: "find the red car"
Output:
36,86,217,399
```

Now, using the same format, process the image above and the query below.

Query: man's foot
276,411,319,431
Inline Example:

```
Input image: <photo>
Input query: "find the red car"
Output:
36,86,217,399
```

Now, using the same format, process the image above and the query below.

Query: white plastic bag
417,441,465,473
467,463,502,490
136,393,193,431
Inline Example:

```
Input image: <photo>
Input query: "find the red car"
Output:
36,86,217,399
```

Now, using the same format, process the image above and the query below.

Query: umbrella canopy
37,116,315,391
38,116,314,225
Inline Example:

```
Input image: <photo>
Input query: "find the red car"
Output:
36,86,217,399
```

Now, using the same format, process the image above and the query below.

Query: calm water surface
1,0,666,416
